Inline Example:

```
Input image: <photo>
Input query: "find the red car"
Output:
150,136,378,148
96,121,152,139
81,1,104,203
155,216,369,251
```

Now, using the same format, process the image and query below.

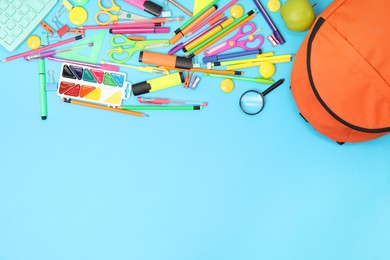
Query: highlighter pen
123,0,162,17
120,105,202,110
109,27,170,34
252,0,285,45
132,72,185,96
168,16,227,55
182,17,234,52
38,59,47,120
203,49,262,63
139,51,193,69
189,0,237,35
169,5,218,45
186,10,256,58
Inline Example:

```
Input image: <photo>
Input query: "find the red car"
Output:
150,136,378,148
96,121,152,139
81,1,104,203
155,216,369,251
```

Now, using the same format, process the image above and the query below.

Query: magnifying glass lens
240,90,264,115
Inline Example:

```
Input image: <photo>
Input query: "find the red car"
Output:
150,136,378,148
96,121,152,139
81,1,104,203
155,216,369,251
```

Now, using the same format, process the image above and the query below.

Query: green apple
280,0,316,32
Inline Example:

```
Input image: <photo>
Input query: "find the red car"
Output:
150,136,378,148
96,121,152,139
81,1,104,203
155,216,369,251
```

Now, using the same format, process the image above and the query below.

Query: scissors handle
98,0,121,12
108,47,136,64
95,11,118,25
110,34,134,47
237,35,264,51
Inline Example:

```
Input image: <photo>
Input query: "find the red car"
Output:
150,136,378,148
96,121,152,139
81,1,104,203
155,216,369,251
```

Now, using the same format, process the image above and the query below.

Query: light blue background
1,0,389,259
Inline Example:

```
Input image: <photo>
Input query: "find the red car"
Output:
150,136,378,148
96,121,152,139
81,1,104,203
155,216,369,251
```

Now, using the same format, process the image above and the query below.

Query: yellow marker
132,72,185,96
226,57,292,70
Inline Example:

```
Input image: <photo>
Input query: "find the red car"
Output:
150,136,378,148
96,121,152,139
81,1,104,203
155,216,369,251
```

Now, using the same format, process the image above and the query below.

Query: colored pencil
170,4,218,44
226,57,292,70
186,10,256,58
120,105,203,110
63,99,148,117
1,35,84,62
215,53,291,67
162,66,244,75
189,0,238,35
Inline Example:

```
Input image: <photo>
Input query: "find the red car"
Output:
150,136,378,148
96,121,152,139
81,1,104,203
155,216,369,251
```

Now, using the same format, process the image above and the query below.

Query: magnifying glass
239,78,284,115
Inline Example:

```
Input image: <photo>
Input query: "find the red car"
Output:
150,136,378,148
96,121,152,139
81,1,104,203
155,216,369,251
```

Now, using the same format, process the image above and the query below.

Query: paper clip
46,70,58,91
40,32,60,46
40,21,57,35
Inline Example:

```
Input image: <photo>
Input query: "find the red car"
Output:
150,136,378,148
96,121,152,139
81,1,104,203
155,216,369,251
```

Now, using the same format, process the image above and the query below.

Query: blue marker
203,49,262,63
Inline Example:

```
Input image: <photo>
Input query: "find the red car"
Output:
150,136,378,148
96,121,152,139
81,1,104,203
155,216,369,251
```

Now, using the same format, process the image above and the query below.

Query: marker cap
144,0,163,17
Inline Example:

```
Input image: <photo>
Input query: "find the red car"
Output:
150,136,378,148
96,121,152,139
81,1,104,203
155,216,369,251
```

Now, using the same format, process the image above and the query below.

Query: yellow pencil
216,53,292,67
162,66,244,75
63,99,148,117
226,57,292,70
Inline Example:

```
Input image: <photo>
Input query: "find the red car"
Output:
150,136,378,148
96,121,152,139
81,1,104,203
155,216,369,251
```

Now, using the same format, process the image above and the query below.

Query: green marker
186,9,255,58
120,105,203,110
38,59,47,120
205,73,274,84
174,0,219,34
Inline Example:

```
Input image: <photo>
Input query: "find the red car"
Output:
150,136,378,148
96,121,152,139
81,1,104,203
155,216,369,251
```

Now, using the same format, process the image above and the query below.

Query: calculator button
0,2,9,11
26,1,44,13
19,4,29,15
11,26,22,37
0,13,9,24
0,29,7,39
13,12,22,22
5,20,15,30
26,11,37,21
13,0,23,8
5,6,15,16
19,18,29,28
4,35,14,45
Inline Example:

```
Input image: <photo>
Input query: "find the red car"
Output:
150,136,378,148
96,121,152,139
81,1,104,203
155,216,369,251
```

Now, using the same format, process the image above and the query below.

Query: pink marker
189,0,238,35
110,27,170,34
80,23,163,30
138,97,208,106
124,0,163,17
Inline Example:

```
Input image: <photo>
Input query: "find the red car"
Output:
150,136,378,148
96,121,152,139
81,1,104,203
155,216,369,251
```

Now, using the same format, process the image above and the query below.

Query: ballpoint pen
101,60,169,74
25,43,93,61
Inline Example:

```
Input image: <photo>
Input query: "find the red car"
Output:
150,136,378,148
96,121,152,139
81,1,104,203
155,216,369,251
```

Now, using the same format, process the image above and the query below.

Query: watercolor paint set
57,63,131,107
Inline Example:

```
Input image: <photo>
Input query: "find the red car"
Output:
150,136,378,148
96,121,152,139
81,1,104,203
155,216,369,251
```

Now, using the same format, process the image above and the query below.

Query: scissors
95,0,149,25
107,35,170,63
204,22,264,57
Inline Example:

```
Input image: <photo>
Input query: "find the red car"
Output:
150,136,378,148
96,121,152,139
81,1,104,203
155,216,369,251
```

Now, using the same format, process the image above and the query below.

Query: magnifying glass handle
262,78,285,96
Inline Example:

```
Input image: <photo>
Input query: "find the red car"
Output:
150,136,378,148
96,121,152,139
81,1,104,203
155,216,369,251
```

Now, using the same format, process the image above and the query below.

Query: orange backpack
290,0,390,143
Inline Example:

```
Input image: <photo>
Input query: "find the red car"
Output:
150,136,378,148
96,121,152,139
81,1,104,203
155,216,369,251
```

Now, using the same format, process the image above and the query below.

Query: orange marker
169,5,218,45
182,18,234,52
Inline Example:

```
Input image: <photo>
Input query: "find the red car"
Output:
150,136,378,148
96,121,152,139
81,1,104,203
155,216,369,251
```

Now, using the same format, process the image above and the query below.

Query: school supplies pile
1,0,294,121
290,0,390,143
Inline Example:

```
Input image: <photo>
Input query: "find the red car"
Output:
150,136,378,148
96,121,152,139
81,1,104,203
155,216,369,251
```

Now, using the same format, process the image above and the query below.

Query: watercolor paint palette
57,63,130,107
